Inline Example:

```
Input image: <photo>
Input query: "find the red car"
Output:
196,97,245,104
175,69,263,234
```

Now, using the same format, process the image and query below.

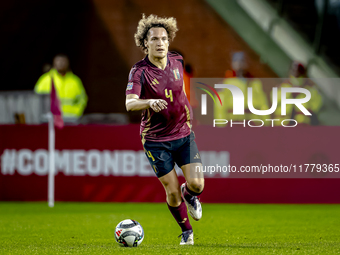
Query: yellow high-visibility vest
34,68,87,118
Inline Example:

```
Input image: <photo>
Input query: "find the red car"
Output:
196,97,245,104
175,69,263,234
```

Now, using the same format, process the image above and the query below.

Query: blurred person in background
125,14,204,245
183,63,199,126
34,54,88,122
171,49,198,108
273,61,323,125
215,52,270,126
224,51,252,79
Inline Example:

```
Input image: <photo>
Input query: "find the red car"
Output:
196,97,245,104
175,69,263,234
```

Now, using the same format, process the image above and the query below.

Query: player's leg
181,162,204,194
143,140,193,245
158,169,193,244
174,132,204,221
159,169,194,245
181,163,204,221
159,168,181,206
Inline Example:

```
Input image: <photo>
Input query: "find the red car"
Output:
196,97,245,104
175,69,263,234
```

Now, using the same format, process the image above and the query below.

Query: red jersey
126,52,192,142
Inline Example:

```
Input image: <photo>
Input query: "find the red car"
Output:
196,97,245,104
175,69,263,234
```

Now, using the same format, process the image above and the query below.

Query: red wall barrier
0,124,339,203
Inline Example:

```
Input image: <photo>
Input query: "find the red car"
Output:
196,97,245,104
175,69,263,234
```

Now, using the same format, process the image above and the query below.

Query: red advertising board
0,124,339,203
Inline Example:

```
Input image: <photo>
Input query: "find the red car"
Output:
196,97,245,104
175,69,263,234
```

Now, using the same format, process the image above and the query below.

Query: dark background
0,0,277,115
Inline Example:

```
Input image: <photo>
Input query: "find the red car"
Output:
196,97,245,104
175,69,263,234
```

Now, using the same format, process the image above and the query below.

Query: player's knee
188,178,204,193
167,190,182,204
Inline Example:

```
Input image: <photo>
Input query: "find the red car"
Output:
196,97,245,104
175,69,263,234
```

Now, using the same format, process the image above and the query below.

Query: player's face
145,27,169,59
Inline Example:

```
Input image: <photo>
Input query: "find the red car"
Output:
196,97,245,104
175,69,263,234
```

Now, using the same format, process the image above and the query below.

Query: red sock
167,201,192,232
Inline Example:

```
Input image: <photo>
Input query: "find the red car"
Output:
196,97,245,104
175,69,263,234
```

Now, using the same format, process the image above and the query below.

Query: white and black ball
114,219,144,247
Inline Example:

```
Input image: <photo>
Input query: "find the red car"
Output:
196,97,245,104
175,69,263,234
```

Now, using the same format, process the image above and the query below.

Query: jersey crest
173,68,180,80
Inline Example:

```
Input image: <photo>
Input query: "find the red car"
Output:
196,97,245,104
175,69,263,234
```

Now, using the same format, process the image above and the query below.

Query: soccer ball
114,219,144,247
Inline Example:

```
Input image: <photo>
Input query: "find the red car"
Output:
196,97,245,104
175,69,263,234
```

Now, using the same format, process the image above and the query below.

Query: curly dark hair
134,14,178,54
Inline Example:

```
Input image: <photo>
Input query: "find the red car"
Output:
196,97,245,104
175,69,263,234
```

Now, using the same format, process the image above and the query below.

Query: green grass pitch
0,202,340,254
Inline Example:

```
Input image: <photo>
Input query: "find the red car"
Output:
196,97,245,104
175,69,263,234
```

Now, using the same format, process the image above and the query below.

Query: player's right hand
149,99,168,112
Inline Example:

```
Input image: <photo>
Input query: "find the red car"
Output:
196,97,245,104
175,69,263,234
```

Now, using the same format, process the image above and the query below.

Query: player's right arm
126,66,167,112
126,94,167,113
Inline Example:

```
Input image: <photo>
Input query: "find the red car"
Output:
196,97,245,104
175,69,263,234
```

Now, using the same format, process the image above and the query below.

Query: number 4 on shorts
147,151,155,161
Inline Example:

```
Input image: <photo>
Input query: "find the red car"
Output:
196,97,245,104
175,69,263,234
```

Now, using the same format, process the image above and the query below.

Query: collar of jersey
145,53,170,70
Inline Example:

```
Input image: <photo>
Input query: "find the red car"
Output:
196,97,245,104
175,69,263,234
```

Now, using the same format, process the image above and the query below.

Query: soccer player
125,14,204,245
